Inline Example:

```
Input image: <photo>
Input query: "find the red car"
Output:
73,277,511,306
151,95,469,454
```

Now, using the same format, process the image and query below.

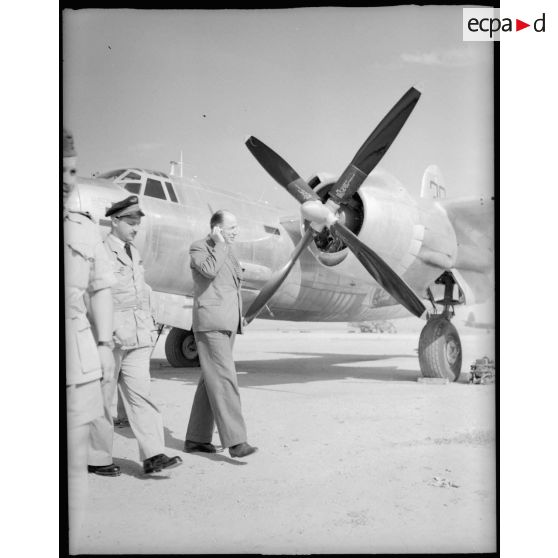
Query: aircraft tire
418,316,462,381
165,328,200,368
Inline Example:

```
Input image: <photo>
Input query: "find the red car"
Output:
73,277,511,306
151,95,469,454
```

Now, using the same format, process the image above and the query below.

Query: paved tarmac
79,323,496,554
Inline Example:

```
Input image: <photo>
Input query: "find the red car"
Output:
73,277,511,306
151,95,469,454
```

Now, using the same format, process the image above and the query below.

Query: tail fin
420,164,446,199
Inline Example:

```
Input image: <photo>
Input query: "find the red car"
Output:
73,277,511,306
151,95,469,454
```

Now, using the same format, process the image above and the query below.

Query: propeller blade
245,136,321,205
330,221,426,318
243,227,315,324
328,87,421,205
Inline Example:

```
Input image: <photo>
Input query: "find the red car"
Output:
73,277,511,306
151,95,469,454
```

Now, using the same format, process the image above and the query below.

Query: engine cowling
304,170,458,284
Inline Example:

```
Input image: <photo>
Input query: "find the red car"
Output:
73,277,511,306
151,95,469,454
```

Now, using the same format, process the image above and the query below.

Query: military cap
105,195,145,218
63,128,76,157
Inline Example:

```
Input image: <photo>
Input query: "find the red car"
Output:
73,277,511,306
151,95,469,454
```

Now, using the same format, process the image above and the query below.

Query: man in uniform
114,390,129,428
63,128,116,552
88,195,183,475
184,210,257,459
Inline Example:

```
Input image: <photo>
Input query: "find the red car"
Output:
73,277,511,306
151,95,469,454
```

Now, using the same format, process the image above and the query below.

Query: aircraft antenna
169,151,185,178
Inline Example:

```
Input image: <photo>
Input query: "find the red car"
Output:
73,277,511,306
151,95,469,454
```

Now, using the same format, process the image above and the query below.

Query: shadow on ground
115,427,248,466
149,352,420,387
111,456,176,480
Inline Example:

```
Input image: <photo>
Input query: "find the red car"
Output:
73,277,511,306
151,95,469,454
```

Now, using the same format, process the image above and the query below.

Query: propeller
245,136,321,205
243,87,427,323
243,227,314,324
328,87,421,207
327,221,426,318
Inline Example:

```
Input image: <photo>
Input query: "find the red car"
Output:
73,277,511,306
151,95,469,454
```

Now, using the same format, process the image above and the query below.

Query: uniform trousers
186,330,247,449
116,389,127,421
89,346,164,463
67,379,103,554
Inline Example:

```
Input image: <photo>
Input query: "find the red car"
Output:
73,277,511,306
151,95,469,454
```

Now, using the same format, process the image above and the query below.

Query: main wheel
418,316,462,381
164,328,200,368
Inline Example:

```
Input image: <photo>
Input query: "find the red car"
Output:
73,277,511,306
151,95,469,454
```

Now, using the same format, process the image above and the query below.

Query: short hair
210,210,232,229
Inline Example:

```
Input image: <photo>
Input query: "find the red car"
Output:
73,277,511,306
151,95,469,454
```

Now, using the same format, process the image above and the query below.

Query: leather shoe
229,442,258,458
184,440,217,453
87,463,121,477
143,454,183,474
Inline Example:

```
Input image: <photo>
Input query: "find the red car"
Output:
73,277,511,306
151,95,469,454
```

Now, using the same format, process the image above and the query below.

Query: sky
63,7,493,211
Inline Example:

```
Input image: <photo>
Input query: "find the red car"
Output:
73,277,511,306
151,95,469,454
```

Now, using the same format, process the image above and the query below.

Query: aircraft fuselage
70,167,491,329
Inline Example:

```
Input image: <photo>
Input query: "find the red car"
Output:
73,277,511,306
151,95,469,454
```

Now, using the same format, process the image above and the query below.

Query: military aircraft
67,87,494,381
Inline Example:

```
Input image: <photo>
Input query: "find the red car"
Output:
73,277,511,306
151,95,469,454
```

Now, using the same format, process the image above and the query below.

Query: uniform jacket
190,236,243,334
64,210,116,386
104,233,157,349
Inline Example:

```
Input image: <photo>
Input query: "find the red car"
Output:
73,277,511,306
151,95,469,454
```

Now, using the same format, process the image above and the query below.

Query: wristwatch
97,340,115,350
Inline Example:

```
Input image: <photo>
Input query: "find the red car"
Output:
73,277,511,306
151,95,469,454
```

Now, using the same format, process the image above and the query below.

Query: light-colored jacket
190,236,243,333
64,210,116,386
104,234,157,349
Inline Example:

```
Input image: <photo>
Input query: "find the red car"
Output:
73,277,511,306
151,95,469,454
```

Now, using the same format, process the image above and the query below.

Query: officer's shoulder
65,210,103,247
67,209,97,224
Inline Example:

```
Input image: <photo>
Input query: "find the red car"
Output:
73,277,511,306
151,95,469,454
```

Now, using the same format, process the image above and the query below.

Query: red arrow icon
516,19,530,31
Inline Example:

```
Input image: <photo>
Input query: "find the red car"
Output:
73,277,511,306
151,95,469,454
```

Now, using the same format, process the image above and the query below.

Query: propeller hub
301,200,338,231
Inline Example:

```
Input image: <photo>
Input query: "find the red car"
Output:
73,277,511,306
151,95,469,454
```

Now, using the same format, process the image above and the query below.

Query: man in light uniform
88,195,183,475
64,128,116,553
184,210,257,458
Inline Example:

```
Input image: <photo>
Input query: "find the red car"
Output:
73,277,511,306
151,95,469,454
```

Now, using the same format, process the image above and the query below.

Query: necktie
124,242,133,261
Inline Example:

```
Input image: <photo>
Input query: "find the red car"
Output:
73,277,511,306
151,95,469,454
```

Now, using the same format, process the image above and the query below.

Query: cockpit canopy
97,168,179,204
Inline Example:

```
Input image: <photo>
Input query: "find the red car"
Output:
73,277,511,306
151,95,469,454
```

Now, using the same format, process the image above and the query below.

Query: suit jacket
190,236,243,334
104,233,156,348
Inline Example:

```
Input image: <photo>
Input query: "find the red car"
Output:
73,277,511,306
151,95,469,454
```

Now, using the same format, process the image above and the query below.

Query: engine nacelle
305,170,458,285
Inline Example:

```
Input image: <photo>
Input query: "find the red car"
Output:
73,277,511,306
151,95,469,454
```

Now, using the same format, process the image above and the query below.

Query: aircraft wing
438,196,494,305
440,196,494,252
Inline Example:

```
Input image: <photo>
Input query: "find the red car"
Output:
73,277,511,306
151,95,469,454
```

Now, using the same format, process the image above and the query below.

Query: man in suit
88,195,183,475
184,210,257,459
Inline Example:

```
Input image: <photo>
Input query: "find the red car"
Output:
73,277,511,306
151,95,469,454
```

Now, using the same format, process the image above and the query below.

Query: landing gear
164,328,200,368
419,316,462,381
418,271,463,381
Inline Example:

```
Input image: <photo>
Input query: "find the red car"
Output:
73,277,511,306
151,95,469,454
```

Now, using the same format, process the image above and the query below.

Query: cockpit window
97,169,127,180
123,171,142,180
165,182,178,203
124,182,141,195
144,178,166,200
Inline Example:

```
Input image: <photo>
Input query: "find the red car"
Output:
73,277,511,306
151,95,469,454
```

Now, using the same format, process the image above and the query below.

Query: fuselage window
145,178,166,200
165,182,178,203
124,182,141,194
264,225,280,236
